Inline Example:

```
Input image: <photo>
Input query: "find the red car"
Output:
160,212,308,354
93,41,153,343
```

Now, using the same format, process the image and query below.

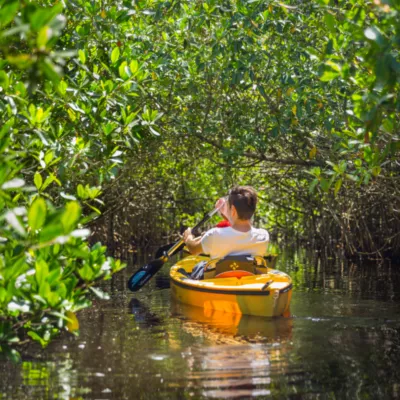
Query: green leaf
37,26,51,48
86,186,102,199
78,49,86,64
57,282,67,298
371,166,381,177
47,267,61,285
320,71,339,82
111,47,120,64
364,173,371,185
102,122,115,136
30,3,64,31
27,331,48,348
309,178,319,193
39,222,64,243
0,2,19,28
58,80,68,95
61,202,81,233
257,85,268,101
46,291,60,307
35,259,49,287
0,71,9,90
119,61,129,80
41,175,55,191
86,203,101,214
78,263,94,281
28,197,47,231
63,275,78,296
130,60,139,74
65,311,79,332
44,151,53,165
77,184,87,199
40,60,61,84
324,12,335,32
34,172,43,190
339,161,347,174
334,178,342,196
6,54,33,69
375,55,390,88
325,61,341,73
39,280,51,300
320,178,330,192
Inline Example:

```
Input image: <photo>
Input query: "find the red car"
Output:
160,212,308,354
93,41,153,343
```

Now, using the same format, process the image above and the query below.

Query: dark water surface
2,248,400,399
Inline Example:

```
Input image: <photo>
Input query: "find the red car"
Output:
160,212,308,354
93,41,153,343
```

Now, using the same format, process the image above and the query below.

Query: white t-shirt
201,226,269,259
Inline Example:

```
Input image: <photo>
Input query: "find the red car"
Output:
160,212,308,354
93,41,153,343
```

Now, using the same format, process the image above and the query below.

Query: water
1,248,400,399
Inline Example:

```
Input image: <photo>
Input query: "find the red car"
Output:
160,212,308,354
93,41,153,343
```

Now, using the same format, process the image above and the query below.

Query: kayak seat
214,255,258,278
215,270,254,279
191,255,267,280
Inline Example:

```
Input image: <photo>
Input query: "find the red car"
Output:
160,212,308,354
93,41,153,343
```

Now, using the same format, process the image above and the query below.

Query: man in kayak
182,186,269,279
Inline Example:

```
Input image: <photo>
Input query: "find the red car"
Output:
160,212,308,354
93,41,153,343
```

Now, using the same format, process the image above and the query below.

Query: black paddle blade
127,258,165,292
155,241,185,259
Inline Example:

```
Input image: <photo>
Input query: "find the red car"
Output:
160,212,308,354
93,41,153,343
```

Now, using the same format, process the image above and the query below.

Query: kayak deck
170,255,292,317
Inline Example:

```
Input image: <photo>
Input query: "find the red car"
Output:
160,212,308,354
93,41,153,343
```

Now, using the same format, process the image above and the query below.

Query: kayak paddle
127,200,227,292
154,241,184,259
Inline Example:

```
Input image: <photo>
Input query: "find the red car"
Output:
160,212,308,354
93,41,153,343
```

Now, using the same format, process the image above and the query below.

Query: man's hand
182,227,203,255
215,197,228,220
183,227,194,243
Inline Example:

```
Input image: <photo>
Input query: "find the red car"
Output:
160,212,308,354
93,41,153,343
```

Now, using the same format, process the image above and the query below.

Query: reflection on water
184,345,273,399
172,301,293,344
1,247,400,399
173,303,293,398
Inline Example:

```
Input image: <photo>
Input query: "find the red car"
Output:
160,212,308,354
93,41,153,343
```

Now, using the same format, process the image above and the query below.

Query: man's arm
183,228,203,255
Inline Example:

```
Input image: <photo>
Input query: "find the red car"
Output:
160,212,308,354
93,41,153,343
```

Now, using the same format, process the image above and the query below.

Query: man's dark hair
228,186,258,220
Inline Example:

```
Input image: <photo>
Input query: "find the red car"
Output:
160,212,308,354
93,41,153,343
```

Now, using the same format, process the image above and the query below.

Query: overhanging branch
193,132,323,167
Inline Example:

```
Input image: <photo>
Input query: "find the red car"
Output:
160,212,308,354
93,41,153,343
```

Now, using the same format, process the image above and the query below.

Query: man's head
227,186,258,221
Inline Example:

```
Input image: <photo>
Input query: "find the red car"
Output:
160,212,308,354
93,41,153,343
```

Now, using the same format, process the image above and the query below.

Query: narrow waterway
1,248,400,399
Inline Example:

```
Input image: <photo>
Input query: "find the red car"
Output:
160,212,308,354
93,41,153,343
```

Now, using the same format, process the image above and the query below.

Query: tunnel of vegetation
0,0,399,357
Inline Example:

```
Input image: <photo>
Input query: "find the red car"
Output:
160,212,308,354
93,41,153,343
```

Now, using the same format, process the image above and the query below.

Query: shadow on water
1,247,400,399
129,298,163,327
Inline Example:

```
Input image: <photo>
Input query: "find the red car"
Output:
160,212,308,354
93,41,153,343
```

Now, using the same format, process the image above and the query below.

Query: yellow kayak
170,255,292,317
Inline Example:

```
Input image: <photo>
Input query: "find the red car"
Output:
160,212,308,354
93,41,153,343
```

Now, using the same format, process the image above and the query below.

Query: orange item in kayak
215,270,254,279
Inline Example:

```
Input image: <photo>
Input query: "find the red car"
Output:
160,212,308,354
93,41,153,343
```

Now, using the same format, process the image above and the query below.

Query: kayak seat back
214,255,257,278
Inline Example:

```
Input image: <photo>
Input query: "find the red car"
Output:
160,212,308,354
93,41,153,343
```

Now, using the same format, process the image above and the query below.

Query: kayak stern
170,255,292,317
